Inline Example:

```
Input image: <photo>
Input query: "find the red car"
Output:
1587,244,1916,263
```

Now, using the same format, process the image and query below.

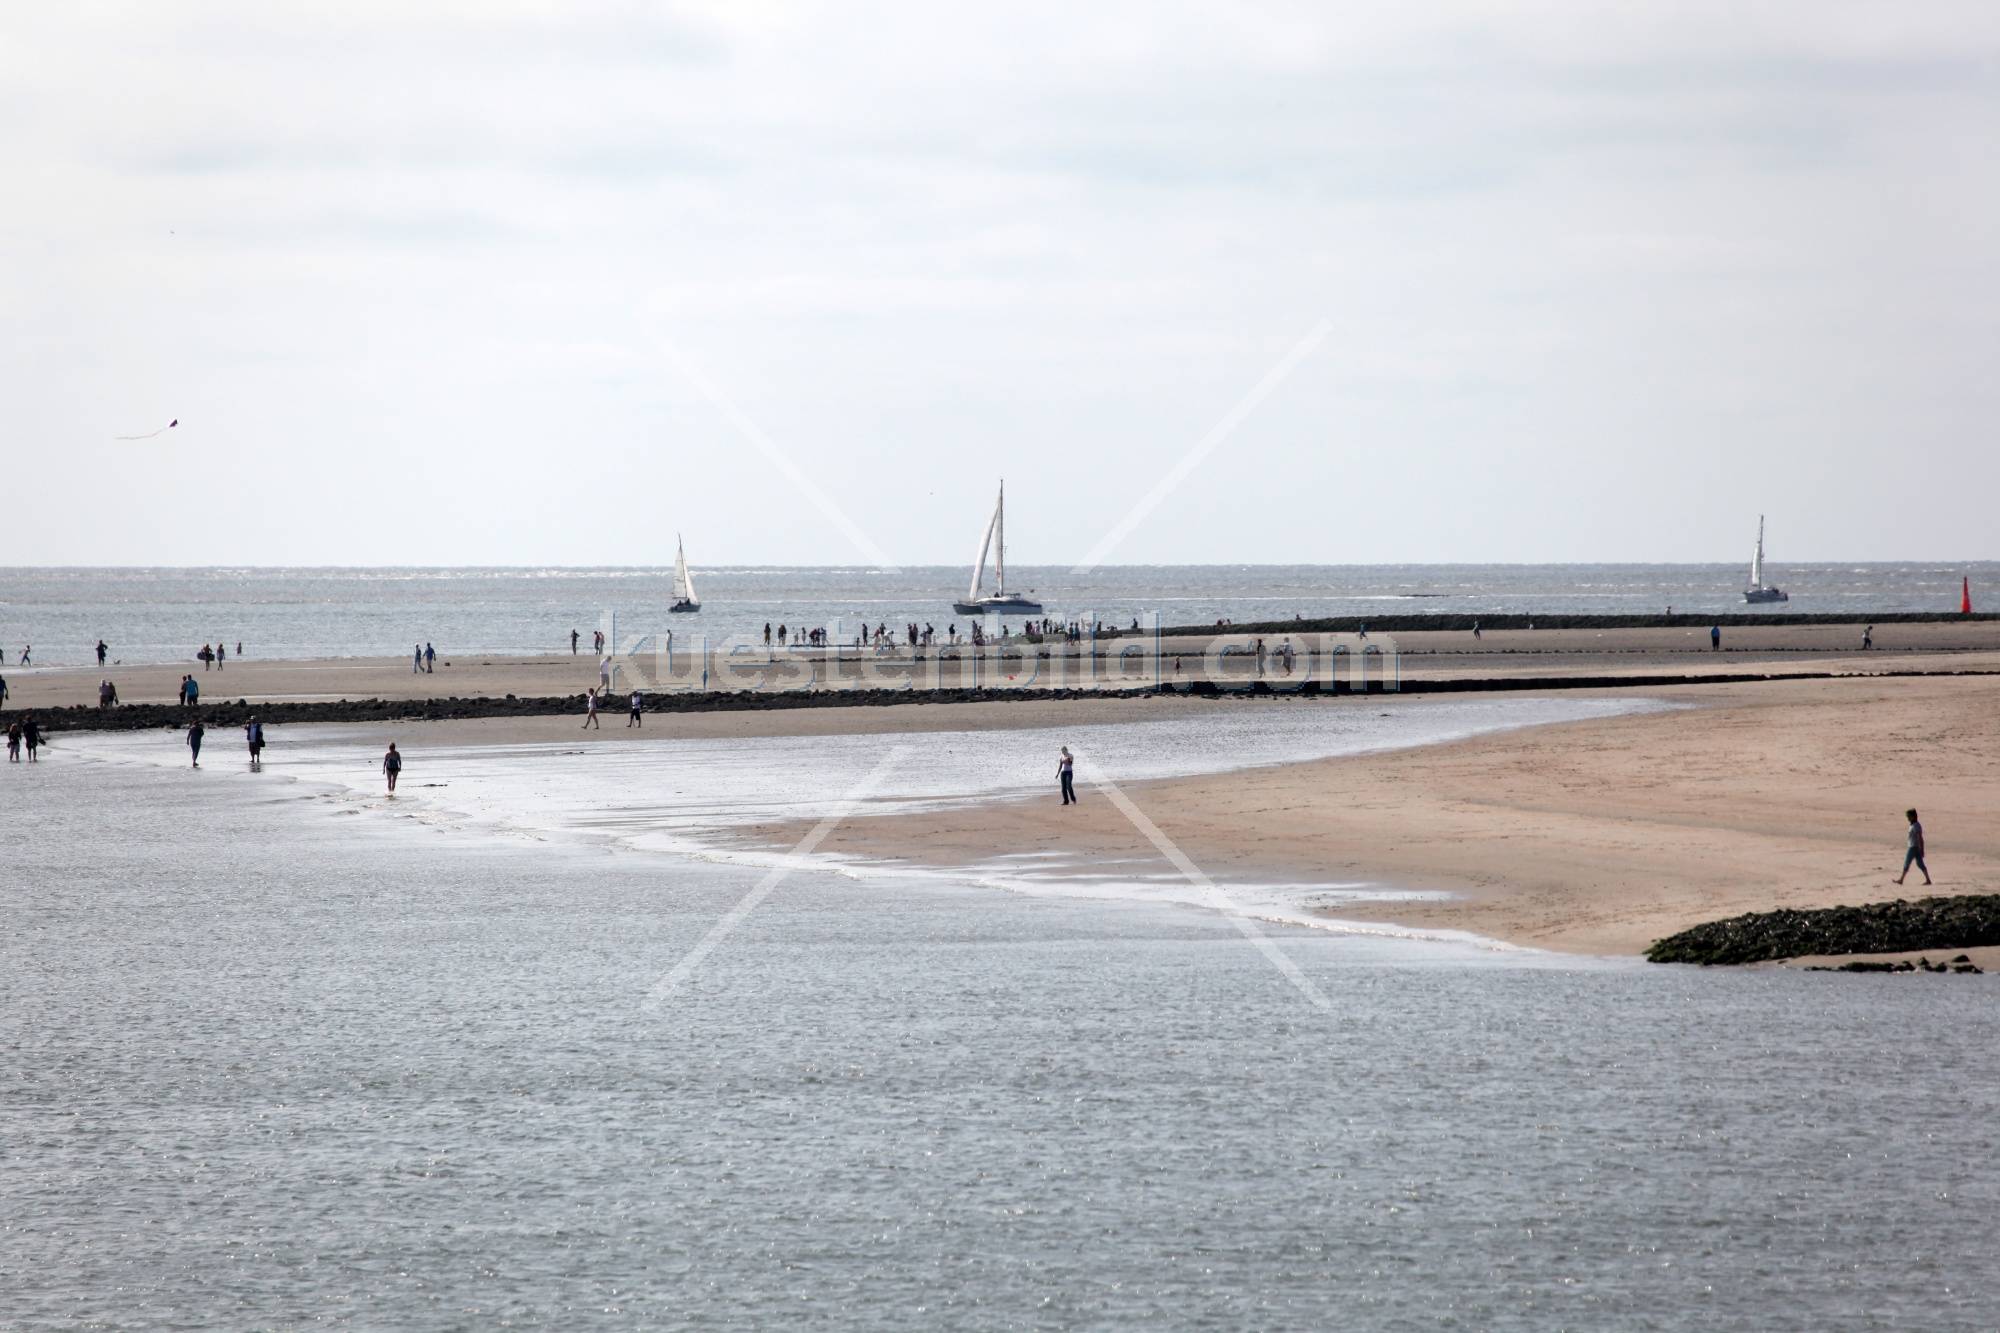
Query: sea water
5,705,1997,1328
2,562,1993,667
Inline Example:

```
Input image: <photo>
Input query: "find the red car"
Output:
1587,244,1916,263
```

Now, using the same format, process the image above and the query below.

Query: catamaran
669,534,701,613
952,480,1042,616
1743,515,1788,604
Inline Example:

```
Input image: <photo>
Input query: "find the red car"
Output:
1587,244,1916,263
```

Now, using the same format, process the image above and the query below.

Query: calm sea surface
5,709,1997,1329
2,562,1995,667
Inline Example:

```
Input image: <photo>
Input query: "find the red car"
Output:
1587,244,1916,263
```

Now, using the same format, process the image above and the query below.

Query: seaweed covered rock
1647,895,2000,965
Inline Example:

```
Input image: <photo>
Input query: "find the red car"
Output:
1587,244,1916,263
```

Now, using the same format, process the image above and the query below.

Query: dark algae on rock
1647,895,2000,965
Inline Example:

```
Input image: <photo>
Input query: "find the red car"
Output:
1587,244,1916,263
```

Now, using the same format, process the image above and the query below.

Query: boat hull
669,601,701,614
953,596,1042,616
1743,588,1788,604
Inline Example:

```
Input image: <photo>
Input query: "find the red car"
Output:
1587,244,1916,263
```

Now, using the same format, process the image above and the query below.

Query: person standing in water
6,721,19,762
1058,746,1076,805
571,628,580,655
1894,809,1931,886
245,716,265,770
96,640,108,666
383,741,402,793
186,718,204,768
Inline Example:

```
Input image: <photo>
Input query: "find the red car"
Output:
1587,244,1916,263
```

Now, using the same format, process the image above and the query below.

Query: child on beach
7,721,19,762
383,742,402,793
1895,809,1931,886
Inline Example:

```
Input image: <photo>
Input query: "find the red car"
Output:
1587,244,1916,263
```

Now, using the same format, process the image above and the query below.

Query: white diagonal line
641,747,905,1011
658,342,902,572
1074,752,1332,1011
1071,319,1332,575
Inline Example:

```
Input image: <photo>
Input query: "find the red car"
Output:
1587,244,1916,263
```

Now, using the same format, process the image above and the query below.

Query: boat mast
1752,516,1765,589
995,480,1006,597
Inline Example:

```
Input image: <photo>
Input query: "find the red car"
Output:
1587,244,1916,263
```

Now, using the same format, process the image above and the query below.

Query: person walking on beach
1058,746,1076,806
599,656,612,691
245,717,265,770
186,719,204,768
96,640,108,666
1895,809,1931,886
0,673,8,707
215,642,224,669
627,689,643,728
413,643,423,674
1710,625,1721,651
1472,620,1481,640
18,645,29,666
22,717,41,762
185,675,199,706
383,741,402,794
1862,625,1874,650
424,642,436,673
199,644,213,670
583,687,601,729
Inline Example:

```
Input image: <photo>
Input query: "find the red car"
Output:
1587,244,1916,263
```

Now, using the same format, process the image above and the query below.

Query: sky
3,1,1996,567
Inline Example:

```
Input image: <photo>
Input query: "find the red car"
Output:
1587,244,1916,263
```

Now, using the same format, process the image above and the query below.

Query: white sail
1750,516,1765,589
994,480,1006,596
967,489,1001,600
673,535,697,604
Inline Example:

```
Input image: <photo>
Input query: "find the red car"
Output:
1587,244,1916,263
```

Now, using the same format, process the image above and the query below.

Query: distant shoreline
13,664,2000,735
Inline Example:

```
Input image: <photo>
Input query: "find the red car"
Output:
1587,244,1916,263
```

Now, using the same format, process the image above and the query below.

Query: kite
116,419,178,440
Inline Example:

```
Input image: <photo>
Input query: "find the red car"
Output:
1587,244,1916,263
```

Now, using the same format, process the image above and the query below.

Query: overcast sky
4,2,1995,566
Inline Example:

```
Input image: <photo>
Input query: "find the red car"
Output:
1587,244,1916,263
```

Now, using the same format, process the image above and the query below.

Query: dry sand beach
732,673,2000,957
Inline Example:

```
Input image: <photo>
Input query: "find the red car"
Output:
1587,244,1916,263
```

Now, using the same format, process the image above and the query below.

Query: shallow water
5,727,1997,1329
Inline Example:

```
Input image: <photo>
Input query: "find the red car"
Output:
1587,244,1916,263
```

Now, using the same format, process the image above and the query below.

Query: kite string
114,421,175,441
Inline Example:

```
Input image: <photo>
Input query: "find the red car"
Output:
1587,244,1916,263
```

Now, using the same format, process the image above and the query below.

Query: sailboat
669,534,701,613
1742,515,1788,603
952,480,1042,616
